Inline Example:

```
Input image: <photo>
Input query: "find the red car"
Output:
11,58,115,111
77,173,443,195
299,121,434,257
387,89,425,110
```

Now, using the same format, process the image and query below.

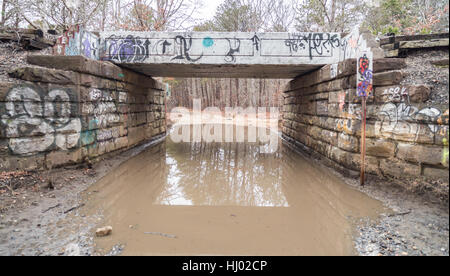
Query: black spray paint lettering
251,35,261,52
162,40,171,54
285,33,341,60
144,39,151,58
225,38,241,62
151,39,172,55
172,36,203,62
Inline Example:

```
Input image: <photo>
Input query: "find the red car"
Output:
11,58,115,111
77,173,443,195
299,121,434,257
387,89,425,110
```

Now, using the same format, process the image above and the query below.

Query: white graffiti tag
377,87,442,139
382,86,408,102
1,86,81,156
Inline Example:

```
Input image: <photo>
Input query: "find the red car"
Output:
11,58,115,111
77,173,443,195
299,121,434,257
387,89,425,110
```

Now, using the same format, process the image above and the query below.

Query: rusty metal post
360,97,367,186
356,50,373,186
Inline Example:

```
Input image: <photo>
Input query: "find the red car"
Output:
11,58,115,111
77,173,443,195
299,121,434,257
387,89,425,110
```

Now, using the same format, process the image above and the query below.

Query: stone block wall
282,57,449,183
0,56,166,171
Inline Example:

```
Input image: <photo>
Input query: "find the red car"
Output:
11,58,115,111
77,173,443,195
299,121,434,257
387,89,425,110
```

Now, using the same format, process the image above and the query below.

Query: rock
65,243,81,256
397,143,447,167
431,59,449,67
400,39,449,49
95,226,113,237
373,71,406,86
374,85,431,103
366,138,396,158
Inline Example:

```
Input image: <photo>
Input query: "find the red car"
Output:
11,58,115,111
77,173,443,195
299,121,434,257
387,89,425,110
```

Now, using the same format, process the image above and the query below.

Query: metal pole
360,97,367,186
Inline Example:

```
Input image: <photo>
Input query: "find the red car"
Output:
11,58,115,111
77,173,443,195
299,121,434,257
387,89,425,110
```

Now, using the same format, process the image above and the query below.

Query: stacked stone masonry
282,58,449,181
0,56,166,171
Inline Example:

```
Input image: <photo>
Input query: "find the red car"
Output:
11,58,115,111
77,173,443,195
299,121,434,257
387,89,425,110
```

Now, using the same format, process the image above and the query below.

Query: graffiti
330,63,338,79
65,33,80,56
338,92,346,111
348,104,362,120
79,89,121,148
438,110,449,166
377,86,443,138
119,92,128,103
98,32,344,63
382,86,408,102
379,103,441,132
160,40,172,54
437,109,449,126
1,85,81,156
340,28,368,60
88,89,120,129
358,54,369,75
284,33,340,60
173,35,203,62
443,138,449,166
336,118,356,134
251,35,261,52
54,26,99,59
105,35,178,62
356,53,373,97
81,31,99,59
107,35,150,62
225,38,241,62
203,37,214,48
54,26,80,56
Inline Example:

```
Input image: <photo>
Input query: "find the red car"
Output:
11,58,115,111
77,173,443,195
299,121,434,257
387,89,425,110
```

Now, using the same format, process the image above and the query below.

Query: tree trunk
1,0,7,27
236,78,240,107
330,0,337,31
101,0,107,32
229,79,232,107
14,11,19,28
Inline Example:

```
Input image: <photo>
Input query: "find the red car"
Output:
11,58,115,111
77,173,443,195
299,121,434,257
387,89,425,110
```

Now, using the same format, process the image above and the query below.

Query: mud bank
0,136,165,256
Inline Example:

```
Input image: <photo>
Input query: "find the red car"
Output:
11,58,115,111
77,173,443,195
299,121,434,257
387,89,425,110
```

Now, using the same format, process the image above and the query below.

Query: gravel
0,41,51,83
400,48,449,105
346,175,449,256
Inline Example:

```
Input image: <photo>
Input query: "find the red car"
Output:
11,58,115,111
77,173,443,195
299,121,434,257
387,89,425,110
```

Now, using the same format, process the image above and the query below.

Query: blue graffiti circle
203,37,214,48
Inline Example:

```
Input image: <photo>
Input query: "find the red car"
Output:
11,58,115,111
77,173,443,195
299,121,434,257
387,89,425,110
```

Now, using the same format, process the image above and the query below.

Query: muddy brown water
82,125,387,256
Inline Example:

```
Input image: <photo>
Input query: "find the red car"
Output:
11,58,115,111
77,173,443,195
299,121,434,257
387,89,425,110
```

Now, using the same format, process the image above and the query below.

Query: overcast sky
195,0,221,21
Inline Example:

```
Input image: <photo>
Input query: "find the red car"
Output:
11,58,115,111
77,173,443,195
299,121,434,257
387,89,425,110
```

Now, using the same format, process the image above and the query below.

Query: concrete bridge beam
99,32,341,78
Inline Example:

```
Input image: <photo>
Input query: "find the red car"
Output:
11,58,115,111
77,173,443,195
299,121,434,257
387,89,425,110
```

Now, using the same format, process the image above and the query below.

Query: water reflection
155,137,288,207
86,125,385,255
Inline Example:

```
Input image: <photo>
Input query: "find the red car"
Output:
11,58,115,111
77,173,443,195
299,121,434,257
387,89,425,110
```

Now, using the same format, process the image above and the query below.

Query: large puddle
82,125,386,256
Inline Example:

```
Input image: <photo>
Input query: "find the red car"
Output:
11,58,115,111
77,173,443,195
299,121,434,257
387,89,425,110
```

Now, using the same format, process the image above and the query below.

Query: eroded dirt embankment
0,137,165,256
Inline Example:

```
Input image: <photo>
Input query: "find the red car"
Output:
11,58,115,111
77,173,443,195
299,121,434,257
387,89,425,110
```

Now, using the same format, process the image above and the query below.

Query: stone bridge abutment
282,48,449,197
0,56,166,171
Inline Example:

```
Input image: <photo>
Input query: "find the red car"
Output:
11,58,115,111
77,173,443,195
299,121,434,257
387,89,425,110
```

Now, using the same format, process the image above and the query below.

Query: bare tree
195,0,287,32
364,0,449,35
237,0,271,31
294,0,369,33
1,0,6,27
406,0,449,33
267,0,296,32
155,0,202,30
4,0,106,30
0,0,21,28
122,0,202,31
